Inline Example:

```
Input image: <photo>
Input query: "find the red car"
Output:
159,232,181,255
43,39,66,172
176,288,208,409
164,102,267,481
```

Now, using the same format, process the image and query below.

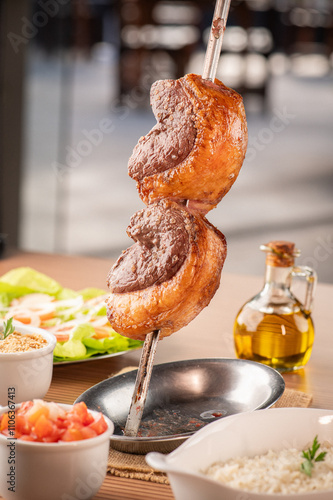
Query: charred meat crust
105,199,228,340
107,200,193,293
128,79,197,180
127,73,248,214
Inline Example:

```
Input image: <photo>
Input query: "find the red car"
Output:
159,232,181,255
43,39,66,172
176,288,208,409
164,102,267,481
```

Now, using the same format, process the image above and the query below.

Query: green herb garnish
300,435,327,477
1,317,15,340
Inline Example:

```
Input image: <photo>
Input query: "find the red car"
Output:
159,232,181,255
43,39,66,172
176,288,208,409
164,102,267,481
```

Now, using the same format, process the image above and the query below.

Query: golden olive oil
234,309,314,372
233,241,316,372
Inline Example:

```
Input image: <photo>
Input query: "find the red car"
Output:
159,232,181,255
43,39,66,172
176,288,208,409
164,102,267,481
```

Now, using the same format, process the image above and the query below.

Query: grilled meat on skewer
106,199,227,340
128,73,248,215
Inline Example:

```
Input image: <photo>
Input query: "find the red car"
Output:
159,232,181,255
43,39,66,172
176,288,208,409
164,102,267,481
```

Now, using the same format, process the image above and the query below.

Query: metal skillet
75,358,285,454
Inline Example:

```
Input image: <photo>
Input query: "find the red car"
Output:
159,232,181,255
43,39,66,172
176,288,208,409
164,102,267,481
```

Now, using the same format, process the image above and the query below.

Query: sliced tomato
92,327,111,339
8,294,56,325
49,324,74,342
53,333,71,342
11,312,34,324
37,310,55,321
11,293,54,307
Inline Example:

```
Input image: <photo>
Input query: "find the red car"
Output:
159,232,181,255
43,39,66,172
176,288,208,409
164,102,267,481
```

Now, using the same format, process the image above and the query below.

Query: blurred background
1,0,333,283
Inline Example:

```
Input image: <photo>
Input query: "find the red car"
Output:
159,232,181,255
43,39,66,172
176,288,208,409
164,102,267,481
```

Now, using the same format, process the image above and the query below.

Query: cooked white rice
204,443,333,494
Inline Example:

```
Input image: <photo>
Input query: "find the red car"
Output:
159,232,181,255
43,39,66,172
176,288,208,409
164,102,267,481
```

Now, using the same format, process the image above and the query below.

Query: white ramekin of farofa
0,322,56,406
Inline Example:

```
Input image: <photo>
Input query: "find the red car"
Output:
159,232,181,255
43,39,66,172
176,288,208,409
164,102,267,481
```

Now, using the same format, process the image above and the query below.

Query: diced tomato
61,427,84,442
40,425,64,443
80,426,98,440
67,402,94,426
55,417,70,429
16,415,33,435
18,435,35,441
0,401,108,443
27,406,49,425
19,401,34,415
88,414,108,435
34,414,55,440
42,434,61,443
0,414,8,432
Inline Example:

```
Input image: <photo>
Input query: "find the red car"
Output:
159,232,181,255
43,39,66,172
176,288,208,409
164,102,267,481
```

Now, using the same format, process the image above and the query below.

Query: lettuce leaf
53,339,88,360
78,288,107,301
53,324,95,360
53,324,143,361
0,267,62,296
83,334,129,353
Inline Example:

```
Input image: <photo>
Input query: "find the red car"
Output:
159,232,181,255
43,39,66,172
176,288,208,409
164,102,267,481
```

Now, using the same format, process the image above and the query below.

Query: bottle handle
291,266,317,314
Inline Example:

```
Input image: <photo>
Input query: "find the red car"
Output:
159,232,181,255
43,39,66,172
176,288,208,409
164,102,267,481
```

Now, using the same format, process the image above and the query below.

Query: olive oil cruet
233,241,317,372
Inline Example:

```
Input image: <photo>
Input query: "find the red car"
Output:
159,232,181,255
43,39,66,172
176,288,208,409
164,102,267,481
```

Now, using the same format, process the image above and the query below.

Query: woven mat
107,367,312,484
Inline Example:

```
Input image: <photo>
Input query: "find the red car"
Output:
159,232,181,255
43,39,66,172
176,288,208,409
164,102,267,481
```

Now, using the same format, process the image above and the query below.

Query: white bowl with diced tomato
0,400,114,500
0,322,56,406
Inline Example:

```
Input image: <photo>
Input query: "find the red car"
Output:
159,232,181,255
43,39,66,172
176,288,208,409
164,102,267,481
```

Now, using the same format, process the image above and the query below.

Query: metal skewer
123,0,231,438
124,329,160,437
202,0,232,81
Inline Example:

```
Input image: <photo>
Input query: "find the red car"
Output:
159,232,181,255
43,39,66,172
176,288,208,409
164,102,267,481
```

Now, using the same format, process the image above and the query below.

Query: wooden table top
1,250,333,499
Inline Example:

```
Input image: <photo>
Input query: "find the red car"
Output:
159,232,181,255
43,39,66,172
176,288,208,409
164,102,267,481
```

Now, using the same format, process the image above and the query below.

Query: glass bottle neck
264,265,292,289
259,265,294,307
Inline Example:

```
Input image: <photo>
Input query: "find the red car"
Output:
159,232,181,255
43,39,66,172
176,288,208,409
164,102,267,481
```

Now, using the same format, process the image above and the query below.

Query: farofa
204,444,333,494
0,331,47,353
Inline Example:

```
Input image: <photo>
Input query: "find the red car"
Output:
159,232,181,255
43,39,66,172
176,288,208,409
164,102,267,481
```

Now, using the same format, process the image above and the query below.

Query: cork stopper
260,240,300,267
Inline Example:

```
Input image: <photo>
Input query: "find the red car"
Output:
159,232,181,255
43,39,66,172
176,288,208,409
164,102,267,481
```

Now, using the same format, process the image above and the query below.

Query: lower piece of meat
106,199,227,340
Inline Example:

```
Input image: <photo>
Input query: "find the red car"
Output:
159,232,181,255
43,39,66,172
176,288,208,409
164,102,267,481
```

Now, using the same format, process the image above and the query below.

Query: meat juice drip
233,241,317,373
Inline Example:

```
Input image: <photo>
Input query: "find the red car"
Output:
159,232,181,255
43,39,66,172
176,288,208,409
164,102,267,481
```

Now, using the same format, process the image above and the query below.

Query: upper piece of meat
128,73,248,214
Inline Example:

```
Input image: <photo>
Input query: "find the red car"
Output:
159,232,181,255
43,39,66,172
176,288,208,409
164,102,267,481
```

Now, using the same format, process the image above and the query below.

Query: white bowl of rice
146,408,333,500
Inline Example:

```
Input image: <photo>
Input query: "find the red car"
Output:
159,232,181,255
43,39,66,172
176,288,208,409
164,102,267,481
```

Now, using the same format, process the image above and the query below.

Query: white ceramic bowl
0,403,114,500
0,323,57,406
147,408,333,500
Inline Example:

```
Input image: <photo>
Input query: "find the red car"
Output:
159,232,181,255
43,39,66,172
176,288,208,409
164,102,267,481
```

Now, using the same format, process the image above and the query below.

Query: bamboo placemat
107,370,312,484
